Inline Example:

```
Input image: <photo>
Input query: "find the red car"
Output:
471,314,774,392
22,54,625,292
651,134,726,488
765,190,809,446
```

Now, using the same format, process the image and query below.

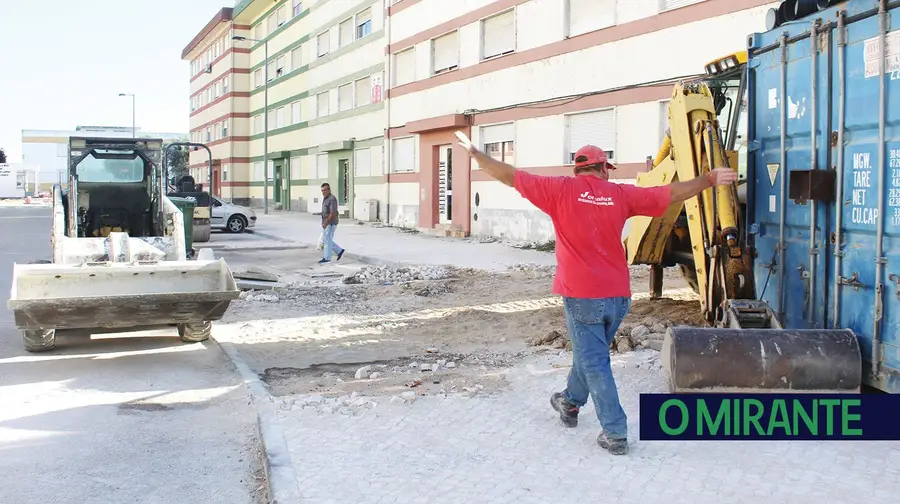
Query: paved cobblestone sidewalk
278,350,900,504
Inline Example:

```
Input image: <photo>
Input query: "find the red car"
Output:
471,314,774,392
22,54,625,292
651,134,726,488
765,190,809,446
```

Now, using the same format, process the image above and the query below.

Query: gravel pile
343,265,452,284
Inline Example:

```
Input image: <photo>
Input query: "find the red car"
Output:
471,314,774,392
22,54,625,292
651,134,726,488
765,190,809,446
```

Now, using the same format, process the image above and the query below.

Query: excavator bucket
8,258,239,331
660,327,863,393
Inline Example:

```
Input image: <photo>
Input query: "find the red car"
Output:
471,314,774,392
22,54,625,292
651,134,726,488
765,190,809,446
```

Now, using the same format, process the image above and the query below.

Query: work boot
597,431,628,455
550,392,579,428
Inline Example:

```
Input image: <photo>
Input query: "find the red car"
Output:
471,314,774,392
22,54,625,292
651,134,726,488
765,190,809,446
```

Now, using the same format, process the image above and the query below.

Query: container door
749,29,831,332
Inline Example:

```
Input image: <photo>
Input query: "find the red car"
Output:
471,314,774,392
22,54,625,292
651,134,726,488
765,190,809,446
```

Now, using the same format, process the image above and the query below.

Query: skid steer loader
624,47,863,394
7,137,240,352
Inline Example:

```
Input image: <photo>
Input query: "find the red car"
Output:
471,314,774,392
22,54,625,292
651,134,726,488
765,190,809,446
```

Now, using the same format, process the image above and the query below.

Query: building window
317,91,329,117
276,55,286,77
214,82,220,99
268,109,276,129
206,127,212,142
566,109,616,164
393,48,415,86
338,83,353,112
267,60,276,81
292,0,302,17
254,68,263,88
567,0,615,37
254,23,265,41
223,76,229,93
391,136,416,173
355,77,371,107
659,100,670,148
356,8,372,39
276,4,287,26
275,106,285,128
354,148,372,177
291,47,302,69
339,18,354,47
266,13,276,36
222,120,228,138
431,31,459,75
481,123,515,165
482,9,516,60
253,161,264,181
317,31,330,57
661,0,706,11
253,114,263,134
291,100,302,124
316,153,329,179
290,156,302,180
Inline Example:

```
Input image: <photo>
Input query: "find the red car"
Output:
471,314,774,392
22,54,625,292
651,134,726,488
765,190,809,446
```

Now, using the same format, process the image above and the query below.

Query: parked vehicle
211,195,257,233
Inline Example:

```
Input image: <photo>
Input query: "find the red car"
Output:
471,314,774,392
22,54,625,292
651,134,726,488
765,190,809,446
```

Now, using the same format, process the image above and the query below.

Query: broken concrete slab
233,266,281,282
236,279,284,291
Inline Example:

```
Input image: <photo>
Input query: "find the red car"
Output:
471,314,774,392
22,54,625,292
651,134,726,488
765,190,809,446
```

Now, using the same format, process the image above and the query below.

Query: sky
0,0,231,162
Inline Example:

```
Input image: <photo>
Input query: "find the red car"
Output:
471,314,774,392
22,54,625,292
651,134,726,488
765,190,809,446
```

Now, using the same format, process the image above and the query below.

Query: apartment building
184,0,387,215
383,0,778,242
183,7,251,203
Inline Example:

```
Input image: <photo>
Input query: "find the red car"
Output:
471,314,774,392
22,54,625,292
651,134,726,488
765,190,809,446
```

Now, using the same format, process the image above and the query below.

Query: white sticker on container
769,194,777,213
768,88,777,109
864,29,900,78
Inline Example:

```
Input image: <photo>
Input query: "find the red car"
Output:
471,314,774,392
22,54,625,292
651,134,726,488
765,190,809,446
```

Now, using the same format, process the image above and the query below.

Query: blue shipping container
747,0,900,392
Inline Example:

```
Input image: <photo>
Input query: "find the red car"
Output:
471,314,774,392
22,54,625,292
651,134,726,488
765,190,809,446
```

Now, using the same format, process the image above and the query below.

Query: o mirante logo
638,394,892,441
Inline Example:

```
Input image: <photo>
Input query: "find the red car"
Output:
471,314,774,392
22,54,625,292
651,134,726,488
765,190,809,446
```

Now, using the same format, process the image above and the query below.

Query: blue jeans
322,224,343,260
562,296,632,439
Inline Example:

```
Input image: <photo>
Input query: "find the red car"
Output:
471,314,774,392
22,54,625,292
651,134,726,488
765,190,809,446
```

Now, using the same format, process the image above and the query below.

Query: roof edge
181,7,234,60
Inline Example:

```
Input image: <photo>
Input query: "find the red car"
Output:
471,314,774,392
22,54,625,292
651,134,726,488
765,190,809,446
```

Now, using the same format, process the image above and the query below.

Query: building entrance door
437,145,452,225
338,159,350,206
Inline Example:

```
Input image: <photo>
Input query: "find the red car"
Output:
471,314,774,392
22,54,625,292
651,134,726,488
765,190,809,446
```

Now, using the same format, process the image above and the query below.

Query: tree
163,141,190,186
0,148,6,164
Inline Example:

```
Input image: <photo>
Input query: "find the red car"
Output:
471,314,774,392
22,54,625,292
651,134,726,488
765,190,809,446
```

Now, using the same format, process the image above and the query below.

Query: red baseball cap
573,145,616,172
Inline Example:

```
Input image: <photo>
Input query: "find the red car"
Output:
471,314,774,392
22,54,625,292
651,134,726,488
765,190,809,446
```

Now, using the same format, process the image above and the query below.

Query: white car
211,195,257,233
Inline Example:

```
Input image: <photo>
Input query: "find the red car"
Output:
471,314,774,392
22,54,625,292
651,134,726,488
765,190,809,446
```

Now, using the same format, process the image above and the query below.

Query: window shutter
339,84,353,111
663,0,705,10
354,148,372,177
317,92,329,116
355,78,371,106
276,107,285,128
432,31,458,73
569,0,615,37
290,156,302,180
291,47,302,68
567,109,616,162
480,123,514,146
394,49,416,85
482,10,515,59
292,101,302,124
392,137,415,172
339,19,354,47
317,31,330,55
316,154,329,179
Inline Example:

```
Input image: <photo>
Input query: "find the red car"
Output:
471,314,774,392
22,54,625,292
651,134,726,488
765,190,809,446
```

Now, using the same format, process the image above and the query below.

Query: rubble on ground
342,264,453,284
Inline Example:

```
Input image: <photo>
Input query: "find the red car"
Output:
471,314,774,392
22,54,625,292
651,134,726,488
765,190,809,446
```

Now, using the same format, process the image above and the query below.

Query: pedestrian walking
454,131,737,455
318,182,345,264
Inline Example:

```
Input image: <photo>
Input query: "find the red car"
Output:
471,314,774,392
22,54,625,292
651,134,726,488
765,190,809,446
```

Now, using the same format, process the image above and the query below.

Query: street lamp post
233,35,269,215
118,93,136,137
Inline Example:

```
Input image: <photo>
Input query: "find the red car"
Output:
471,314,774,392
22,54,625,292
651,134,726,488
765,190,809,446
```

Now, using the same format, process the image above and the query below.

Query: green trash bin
168,196,196,256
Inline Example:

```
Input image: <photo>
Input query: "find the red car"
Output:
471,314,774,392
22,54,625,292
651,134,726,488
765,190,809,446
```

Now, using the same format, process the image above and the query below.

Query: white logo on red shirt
577,191,615,206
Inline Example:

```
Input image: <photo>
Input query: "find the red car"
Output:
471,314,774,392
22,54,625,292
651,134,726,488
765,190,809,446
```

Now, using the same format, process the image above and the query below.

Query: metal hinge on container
838,272,865,291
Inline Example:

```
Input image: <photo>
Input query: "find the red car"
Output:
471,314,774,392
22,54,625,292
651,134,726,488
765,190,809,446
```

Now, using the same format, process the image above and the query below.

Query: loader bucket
7,259,240,331
660,327,862,393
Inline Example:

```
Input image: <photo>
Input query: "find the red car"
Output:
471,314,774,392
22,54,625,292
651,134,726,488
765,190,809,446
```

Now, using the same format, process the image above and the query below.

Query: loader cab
65,137,165,239
703,51,749,186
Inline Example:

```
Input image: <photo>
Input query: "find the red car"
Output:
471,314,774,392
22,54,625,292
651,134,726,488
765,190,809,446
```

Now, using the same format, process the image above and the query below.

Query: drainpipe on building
229,28,236,204
384,6,392,227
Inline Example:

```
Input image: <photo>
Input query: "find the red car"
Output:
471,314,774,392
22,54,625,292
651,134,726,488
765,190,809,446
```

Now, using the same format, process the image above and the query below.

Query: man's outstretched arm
456,131,516,187
668,168,739,203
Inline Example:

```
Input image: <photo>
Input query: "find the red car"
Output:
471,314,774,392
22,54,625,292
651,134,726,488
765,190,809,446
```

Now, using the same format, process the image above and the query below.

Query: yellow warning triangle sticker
767,163,779,187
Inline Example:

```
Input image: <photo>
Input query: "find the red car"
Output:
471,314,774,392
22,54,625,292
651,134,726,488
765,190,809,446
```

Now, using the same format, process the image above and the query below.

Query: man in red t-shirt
457,132,737,455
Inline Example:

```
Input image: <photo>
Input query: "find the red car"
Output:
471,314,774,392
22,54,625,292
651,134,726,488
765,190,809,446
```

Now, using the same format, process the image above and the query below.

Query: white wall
389,3,775,126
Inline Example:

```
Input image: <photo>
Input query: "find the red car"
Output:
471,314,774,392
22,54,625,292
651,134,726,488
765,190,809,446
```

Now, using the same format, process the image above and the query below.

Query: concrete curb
213,338,302,504
197,244,307,252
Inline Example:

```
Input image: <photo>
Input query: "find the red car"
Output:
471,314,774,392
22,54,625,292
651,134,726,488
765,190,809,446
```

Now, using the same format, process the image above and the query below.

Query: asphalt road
0,205,265,504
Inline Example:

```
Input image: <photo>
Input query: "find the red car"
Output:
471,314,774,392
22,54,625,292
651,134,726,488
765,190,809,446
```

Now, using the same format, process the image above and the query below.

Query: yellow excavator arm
624,80,754,325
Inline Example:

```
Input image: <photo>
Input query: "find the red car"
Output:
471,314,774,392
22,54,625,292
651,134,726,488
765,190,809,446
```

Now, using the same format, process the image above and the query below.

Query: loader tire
679,264,700,295
23,329,56,352
178,321,212,343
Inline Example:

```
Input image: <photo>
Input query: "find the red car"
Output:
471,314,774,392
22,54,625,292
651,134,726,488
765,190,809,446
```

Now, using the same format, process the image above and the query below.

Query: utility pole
118,93,136,137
